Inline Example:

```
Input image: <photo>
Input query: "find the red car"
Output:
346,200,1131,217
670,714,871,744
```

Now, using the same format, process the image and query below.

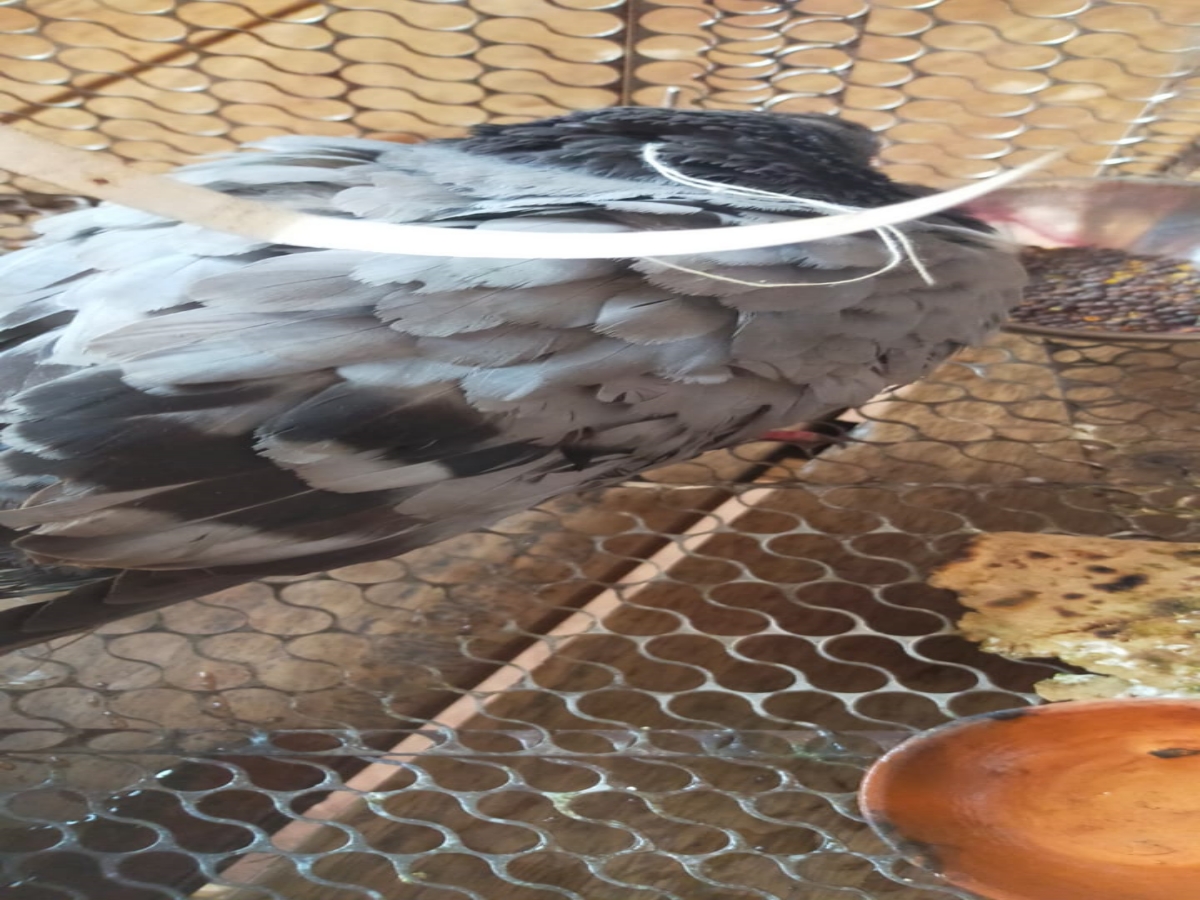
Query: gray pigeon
0,108,1025,650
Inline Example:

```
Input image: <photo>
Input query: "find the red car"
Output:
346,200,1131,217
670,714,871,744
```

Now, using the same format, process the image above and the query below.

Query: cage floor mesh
3,1,1200,898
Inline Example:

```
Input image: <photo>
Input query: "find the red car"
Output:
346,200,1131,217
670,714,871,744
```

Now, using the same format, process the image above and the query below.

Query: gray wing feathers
376,280,624,334
0,135,1025,586
594,291,735,344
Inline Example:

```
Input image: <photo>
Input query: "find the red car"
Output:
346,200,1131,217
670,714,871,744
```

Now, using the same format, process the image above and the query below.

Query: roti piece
929,532,1200,701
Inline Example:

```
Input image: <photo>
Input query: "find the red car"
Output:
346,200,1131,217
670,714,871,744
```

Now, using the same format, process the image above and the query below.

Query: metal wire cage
2,2,1200,899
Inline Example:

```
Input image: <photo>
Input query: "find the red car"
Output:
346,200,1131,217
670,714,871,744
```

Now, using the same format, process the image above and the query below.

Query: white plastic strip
0,124,1054,260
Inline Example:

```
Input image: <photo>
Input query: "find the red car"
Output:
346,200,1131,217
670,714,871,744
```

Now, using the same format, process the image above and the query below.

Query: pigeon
0,107,1026,651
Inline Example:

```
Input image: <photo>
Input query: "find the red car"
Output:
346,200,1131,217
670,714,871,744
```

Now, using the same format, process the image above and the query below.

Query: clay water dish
859,699,1200,900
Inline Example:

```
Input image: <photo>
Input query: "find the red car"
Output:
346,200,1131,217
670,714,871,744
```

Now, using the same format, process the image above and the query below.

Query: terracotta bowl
860,700,1200,900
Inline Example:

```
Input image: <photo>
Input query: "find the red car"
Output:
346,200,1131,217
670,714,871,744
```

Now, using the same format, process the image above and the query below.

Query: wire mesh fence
3,1,1200,898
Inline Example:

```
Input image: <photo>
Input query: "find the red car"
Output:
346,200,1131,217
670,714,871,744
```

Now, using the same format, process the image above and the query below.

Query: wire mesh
3,2,1200,899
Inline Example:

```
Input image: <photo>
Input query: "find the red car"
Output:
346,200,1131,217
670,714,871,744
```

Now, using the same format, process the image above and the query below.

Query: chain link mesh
3,2,1200,898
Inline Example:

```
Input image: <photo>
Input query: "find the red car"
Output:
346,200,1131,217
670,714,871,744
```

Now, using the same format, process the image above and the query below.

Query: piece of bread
929,532,1200,701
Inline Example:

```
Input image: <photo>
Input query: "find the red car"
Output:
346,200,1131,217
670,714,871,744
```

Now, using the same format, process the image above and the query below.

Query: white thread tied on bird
0,123,1056,260
640,143,940,288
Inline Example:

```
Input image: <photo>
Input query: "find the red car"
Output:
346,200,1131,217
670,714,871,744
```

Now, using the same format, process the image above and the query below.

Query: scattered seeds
1010,246,1200,334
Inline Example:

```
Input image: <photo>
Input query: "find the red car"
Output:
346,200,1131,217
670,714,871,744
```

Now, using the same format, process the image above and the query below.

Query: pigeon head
451,107,914,208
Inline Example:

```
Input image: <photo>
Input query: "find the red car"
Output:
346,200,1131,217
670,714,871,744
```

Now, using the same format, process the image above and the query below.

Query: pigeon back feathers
0,108,1026,650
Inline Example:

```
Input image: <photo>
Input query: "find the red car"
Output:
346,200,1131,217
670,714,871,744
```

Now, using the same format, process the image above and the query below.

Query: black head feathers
452,106,902,206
